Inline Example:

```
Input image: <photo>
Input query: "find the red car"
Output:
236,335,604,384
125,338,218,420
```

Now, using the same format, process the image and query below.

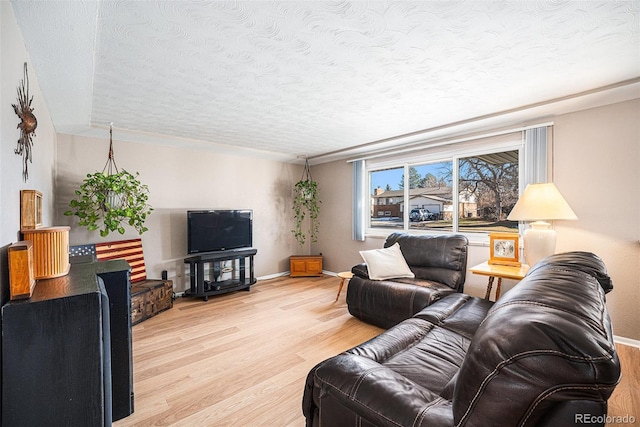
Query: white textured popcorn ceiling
10,0,640,164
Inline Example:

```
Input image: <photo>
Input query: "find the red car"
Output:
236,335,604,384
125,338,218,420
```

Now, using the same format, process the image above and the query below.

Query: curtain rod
346,121,553,163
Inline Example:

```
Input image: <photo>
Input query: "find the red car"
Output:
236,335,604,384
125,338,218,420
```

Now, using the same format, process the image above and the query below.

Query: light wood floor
114,275,638,427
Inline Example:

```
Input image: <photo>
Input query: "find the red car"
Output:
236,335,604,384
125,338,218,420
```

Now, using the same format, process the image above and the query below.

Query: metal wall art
12,62,38,181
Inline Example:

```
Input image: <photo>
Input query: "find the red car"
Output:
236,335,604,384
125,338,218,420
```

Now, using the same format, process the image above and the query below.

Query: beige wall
553,99,639,342
312,99,640,341
1,3,58,302
56,134,304,291
3,0,637,341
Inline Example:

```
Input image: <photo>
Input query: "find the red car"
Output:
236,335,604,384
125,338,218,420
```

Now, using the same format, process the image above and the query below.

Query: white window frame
362,125,548,242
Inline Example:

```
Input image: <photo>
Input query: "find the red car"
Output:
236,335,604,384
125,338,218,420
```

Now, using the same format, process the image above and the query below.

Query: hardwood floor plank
606,344,640,426
114,275,637,426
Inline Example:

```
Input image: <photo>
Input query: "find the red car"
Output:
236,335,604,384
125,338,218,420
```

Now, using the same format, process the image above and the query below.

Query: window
407,161,452,232
360,126,548,236
368,149,518,234
457,151,519,234
370,167,404,229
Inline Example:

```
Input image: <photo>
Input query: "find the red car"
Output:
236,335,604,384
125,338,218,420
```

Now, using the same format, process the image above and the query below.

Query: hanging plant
64,124,153,237
292,159,321,245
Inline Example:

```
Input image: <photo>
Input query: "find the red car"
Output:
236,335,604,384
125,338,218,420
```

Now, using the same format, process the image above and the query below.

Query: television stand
184,248,257,301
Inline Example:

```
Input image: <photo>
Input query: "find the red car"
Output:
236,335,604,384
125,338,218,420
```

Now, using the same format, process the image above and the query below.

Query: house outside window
366,137,525,236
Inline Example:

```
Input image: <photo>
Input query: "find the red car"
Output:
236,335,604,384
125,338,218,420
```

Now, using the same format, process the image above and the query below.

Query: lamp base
523,221,556,267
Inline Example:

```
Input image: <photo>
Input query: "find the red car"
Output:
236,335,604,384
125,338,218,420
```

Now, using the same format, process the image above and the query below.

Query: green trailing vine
292,159,321,245
292,179,320,245
64,170,153,237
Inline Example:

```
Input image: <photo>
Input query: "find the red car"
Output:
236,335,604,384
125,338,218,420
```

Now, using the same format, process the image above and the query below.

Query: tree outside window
458,150,519,233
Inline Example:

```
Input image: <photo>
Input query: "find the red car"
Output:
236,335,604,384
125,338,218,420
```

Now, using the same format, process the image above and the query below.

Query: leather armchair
347,233,469,328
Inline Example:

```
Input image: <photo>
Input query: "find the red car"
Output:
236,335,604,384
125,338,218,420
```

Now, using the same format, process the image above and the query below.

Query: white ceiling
10,1,640,164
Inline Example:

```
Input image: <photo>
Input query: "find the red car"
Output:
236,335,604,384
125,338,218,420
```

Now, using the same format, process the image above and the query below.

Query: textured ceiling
10,0,640,163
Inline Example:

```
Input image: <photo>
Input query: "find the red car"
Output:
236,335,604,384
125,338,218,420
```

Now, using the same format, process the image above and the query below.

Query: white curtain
352,159,366,241
524,126,548,185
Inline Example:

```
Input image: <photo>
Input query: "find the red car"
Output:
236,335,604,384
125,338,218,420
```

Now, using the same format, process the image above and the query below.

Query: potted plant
65,170,152,237
64,124,153,237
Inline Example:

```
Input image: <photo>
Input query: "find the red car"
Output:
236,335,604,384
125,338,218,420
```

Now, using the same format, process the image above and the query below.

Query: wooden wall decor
20,189,42,229
12,62,38,181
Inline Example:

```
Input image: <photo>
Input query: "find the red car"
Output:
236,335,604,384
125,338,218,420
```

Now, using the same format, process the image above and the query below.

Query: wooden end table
470,262,530,301
335,271,353,302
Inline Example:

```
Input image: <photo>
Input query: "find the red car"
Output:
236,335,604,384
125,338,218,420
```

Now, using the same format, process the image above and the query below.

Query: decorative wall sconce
12,62,38,182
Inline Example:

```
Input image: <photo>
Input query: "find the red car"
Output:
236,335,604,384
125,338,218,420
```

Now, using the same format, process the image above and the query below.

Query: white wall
55,134,305,291
1,2,57,301
312,99,640,341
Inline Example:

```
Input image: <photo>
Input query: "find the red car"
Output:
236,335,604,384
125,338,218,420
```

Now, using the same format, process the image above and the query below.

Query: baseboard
257,271,290,280
614,335,640,348
258,271,339,280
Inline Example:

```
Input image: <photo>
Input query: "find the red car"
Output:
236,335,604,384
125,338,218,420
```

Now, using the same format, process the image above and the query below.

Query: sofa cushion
346,277,457,329
413,293,494,340
359,242,415,280
304,293,493,427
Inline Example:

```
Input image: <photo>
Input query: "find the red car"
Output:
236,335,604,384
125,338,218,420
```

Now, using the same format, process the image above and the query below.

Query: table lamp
507,182,577,266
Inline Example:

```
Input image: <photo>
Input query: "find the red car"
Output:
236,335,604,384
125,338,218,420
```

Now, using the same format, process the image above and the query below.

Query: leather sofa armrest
313,354,454,426
351,263,369,279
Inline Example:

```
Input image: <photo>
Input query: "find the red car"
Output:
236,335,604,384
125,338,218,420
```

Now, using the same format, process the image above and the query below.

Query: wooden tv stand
184,248,257,301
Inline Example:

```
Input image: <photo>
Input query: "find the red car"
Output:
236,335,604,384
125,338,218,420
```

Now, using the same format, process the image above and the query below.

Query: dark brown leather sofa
347,233,469,329
303,252,620,426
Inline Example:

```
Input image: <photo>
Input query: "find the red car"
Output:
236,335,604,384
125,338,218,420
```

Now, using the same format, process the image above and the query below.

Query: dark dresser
1,259,134,426
1,262,113,426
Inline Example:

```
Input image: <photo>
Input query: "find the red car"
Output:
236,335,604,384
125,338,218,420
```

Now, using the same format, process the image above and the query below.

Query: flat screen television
187,210,253,254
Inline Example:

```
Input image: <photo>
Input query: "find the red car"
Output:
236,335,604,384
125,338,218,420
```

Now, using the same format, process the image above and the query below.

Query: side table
335,271,353,302
470,262,529,301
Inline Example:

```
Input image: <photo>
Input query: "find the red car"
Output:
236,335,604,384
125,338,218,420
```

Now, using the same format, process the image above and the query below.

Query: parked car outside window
409,209,436,221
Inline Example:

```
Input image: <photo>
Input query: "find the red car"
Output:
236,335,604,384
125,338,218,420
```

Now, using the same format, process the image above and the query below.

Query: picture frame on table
488,232,521,267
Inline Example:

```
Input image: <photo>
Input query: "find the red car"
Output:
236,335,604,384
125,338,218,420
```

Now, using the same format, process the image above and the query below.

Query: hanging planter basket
292,159,321,246
64,124,153,237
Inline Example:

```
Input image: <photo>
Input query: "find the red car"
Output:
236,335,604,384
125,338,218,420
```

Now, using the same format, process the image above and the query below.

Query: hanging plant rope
301,157,312,182
103,123,119,175
65,123,153,237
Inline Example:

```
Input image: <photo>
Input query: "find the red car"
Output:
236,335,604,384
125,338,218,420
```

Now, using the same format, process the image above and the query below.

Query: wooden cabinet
290,255,323,277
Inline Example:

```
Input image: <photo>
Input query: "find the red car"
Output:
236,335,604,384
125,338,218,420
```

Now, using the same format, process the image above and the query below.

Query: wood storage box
8,241,35,300
131,279,173,325
20,226,70,279
290,255,323,277
20,190,42,230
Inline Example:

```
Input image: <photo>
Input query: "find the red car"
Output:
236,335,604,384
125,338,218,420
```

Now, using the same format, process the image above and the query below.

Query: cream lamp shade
507,183,577,266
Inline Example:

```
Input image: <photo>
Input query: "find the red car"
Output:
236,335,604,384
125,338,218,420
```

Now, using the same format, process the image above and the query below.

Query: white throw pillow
359,243,415,280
